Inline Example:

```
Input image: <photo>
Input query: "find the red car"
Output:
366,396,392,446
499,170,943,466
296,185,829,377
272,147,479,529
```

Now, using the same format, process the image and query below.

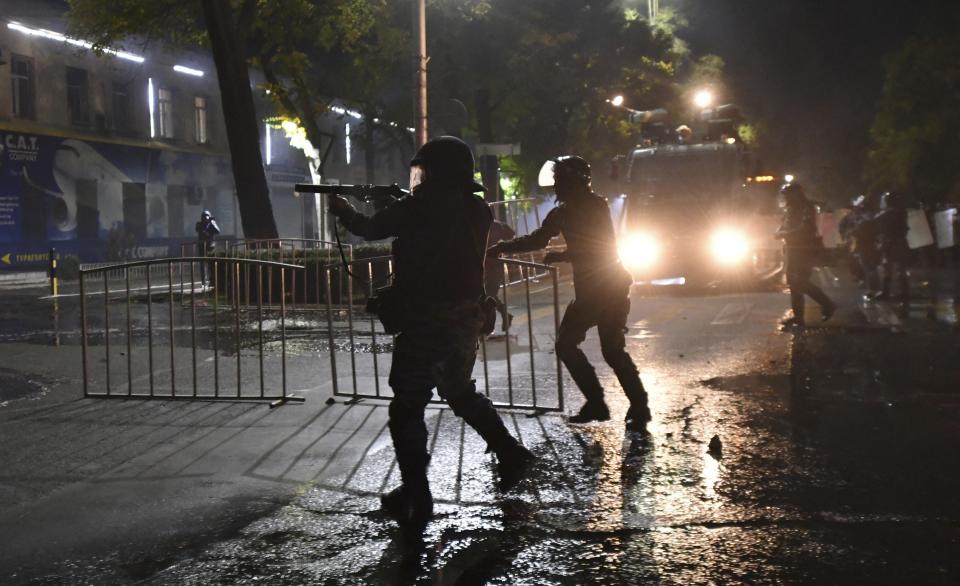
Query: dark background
678,0,947,205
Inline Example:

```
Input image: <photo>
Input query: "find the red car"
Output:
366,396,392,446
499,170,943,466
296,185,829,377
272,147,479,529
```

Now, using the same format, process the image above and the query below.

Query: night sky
679,0,949,205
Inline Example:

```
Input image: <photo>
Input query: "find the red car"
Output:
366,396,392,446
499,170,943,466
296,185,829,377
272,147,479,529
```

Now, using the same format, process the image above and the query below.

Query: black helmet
409,136,484,192
880,191,905,209
553,155,591,187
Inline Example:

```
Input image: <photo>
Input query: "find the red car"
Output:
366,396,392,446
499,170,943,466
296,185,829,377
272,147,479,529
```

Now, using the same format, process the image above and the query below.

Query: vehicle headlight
710,229,750,264
619,232,660,269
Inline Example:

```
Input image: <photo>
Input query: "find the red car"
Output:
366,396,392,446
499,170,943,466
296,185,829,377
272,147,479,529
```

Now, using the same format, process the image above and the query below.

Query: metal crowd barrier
179,238,352,308
322,255,564,412
79,257,306,407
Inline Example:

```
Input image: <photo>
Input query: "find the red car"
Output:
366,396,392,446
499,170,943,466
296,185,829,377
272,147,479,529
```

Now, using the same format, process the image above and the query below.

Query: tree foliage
866,9,960,205
427,0,704,190
66,0,406,175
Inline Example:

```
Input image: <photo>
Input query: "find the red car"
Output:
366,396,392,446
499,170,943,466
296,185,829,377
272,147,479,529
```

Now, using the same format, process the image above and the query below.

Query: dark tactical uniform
195,211,220,285
777,184,835,326
494,157,649,428
875,193,910,299
330,136,530,529
839,199,881,291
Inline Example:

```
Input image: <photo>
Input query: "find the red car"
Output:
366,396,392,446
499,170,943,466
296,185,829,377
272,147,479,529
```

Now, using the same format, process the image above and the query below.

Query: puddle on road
0,367,47,404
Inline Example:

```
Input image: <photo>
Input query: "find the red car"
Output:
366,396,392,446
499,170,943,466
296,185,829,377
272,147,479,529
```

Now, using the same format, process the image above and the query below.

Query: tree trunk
201,0,278,239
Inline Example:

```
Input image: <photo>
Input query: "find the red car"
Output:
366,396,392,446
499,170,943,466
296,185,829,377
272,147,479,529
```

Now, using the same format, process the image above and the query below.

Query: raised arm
491,207,562,254
329,195,408,241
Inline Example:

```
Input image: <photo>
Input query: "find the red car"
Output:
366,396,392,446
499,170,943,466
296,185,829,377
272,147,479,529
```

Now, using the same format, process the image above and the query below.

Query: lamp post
416,0,428,147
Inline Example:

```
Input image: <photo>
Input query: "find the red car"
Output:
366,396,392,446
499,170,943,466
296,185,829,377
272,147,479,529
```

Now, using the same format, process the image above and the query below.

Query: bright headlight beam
7,22,145,63
619,232,660,270
710,229,749,265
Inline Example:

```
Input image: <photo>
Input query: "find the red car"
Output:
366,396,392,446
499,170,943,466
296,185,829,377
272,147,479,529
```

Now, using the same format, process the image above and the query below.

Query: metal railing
180,238,352,308
321,255,564,412
79,257,306,407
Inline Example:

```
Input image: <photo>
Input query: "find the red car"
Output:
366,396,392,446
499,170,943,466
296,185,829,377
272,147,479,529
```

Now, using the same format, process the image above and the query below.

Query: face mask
409,165,425,190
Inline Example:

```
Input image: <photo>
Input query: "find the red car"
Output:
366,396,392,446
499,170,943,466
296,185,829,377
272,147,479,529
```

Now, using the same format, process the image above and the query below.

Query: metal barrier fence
180,238,353,308
79,257,306,407
322,255,564,412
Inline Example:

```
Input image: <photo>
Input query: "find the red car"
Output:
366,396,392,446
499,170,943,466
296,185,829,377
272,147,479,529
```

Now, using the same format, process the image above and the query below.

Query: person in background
776,183,836,328
484,219,515,332
195,210,220,287
874,191,911,300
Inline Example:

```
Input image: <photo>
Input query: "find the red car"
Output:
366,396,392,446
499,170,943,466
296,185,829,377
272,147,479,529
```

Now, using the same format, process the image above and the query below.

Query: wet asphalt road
1,269,959,584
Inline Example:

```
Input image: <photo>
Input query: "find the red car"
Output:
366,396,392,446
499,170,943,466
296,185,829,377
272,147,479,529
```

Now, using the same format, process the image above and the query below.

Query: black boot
496,443,536,492
625,402,652,433
567,400,611,424
380,484,433,530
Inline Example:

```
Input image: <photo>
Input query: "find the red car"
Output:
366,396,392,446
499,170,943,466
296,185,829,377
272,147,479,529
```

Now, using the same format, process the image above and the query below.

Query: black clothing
876,207,910,298
778,198,834,322
497,193,632,301
840,208,880,290
338,185,493,309
497,191,646,415
333,182,522,520
195,216,220,285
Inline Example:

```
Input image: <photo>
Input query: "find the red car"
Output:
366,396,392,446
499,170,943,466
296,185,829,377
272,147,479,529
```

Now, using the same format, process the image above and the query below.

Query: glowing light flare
694,89,714,109
173,64,204,77
264,123,272,165
610,95,625,107
147,78,156,138
345,123,351,165
709,228,750,265
619,232,660,270
7,22,144,63
784,174,795,183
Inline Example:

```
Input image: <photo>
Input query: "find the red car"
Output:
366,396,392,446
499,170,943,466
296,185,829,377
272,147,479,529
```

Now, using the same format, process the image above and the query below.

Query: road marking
710,302,753,325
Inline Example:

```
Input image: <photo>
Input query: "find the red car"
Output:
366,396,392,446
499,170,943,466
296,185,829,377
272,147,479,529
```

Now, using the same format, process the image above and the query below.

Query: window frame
10,54,36,120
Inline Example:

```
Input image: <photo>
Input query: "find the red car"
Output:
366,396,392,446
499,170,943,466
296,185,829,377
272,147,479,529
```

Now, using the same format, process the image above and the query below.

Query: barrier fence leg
125,267,133,397
146,267,155,397
104,272,111,397
524,266,538,410
502,263,513,406
168,262,176,397
552,267,564,412
325,269,339,397
80,272,88,397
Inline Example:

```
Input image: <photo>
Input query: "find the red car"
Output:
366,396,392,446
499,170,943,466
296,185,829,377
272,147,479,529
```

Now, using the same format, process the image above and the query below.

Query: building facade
0,0,411,270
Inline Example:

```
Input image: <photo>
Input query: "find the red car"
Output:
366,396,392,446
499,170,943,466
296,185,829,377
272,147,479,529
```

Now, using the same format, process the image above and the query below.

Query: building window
10,54,35,119
194,96,208,144
158,87,174,138
112,83,130,133
66,67,90,125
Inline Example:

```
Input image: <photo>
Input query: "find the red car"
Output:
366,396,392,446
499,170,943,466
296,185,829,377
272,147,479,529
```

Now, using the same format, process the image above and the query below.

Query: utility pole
416,0,428,147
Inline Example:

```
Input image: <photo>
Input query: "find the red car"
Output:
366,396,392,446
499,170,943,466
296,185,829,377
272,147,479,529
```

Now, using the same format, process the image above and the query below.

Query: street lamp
694,89,714,109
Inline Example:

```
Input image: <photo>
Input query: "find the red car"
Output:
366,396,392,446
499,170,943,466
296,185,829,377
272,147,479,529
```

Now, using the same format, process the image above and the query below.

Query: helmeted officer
839,194,881,293
775,182,835,327
195,210,220,286
874,191,911,300
489,155,651,432
328,136,534,531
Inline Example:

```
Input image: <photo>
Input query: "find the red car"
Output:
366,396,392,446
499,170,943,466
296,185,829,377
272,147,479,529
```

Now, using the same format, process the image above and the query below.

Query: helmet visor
537,160,556,188
409,165,425,190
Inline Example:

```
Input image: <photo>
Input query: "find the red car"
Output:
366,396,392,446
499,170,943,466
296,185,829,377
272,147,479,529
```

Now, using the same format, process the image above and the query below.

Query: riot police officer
776,182,836,327
488,156,651,432
328,136,534,531
195,210,220,287
875,191,911,300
